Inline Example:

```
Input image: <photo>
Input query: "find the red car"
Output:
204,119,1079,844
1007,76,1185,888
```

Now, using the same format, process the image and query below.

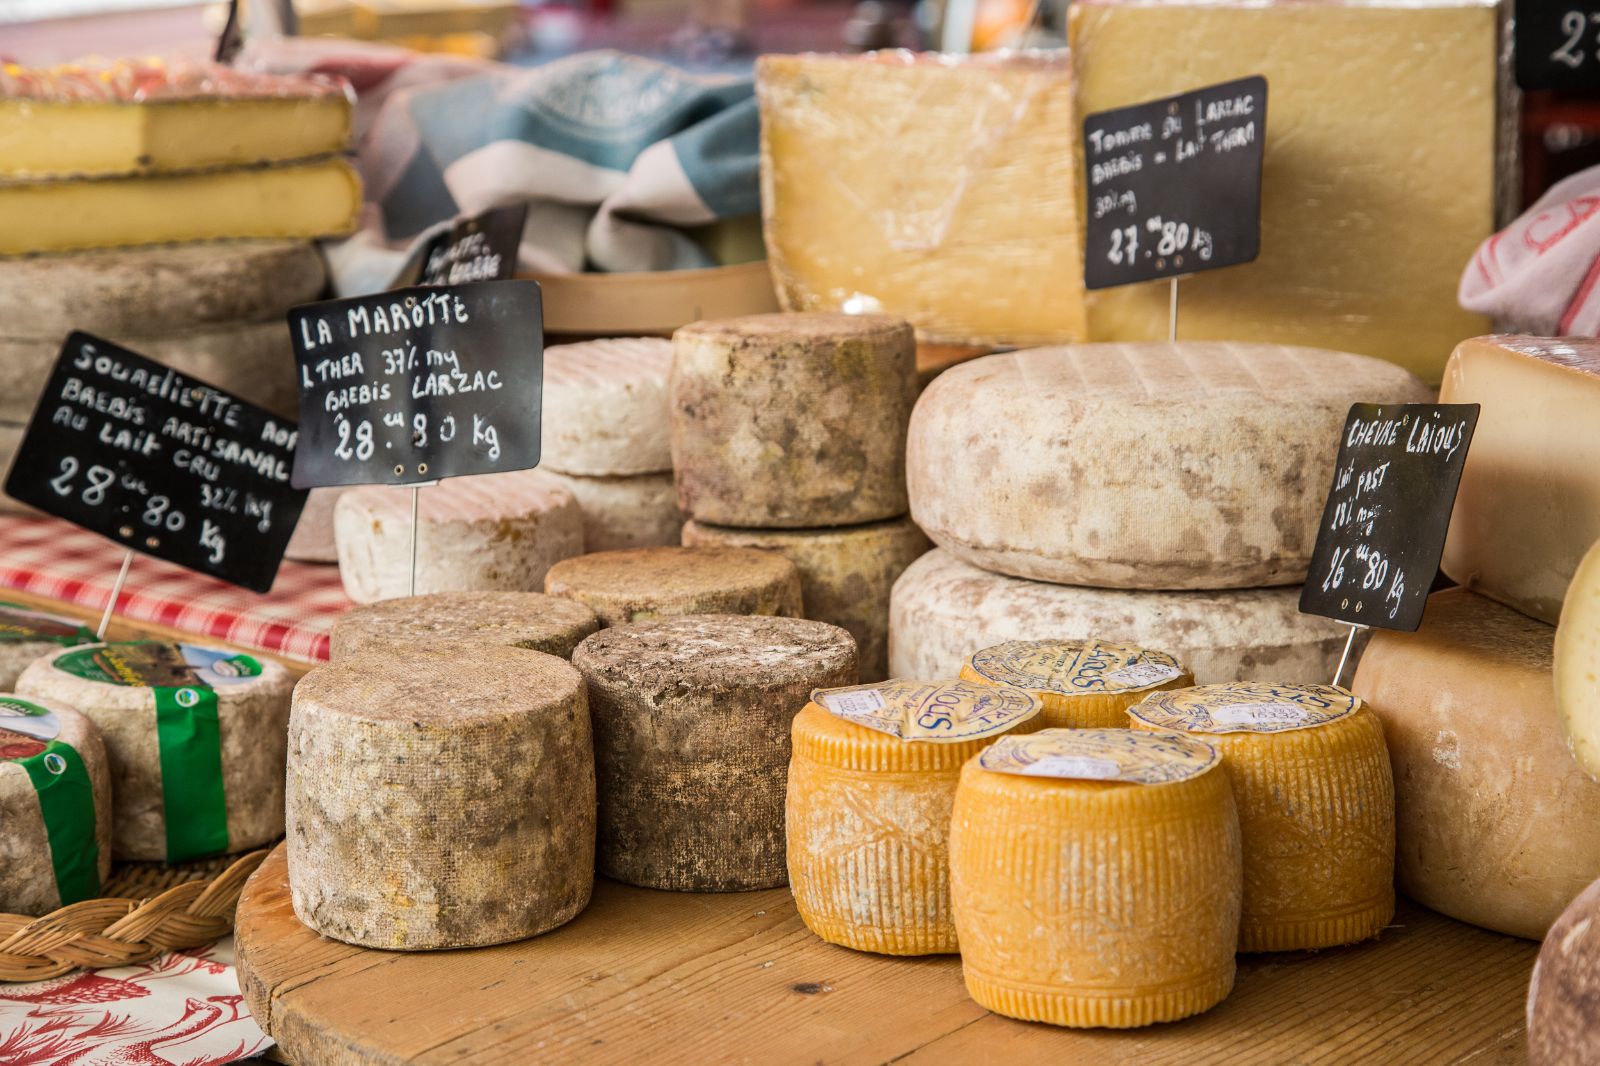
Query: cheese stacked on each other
17,641,292,861
1557,537,1600,779
950,728,1240,1027
891,550,1349,683
961,638,1191,728
908,344,1433,588
0,695,111,914
334,470,584,604
287,647,595,949
1528,875,1600,1066
543,472,681,553
682,518,930,682
1129,683,1395,952
573,615,856,891
1352,587,1600,939
545,546,802,628
0,601,96,690
330,591,600,661
787,679,1042,954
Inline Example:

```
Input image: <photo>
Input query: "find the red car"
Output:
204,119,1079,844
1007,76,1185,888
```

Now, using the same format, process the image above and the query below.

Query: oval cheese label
979,728,1219,784
965,639,1185,696
53,641,263,690
812,679,1041,742
0,602,95,646
0,695,61,761
1130,682,1360,735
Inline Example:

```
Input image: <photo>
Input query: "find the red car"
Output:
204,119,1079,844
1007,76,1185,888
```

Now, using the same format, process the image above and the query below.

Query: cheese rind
330,591,600,661
962,639,1192,729
544,472,684,553
542,338,673,476
544,546,803,628
1556,536,1600,779
1528,875,1600,1066
0,601,95,690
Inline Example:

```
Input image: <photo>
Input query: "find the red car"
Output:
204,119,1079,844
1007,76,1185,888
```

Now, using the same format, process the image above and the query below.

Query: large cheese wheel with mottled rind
544,471,683,553
545,546,802,628
330,591,600,661
542,337,673,476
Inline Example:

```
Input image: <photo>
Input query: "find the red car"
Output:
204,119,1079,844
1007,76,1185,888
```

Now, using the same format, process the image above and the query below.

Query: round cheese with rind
543,471,683,553
330,591,599,661
541,337,673,476
545,546,802,628
0,601,96,691
1555,535,1600,780
961,638,1191,729
1529,874,1600,1066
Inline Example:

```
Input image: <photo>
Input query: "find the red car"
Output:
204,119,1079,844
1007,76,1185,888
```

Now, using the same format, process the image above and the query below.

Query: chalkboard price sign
1082,75,1267,291
289,279,543,489
3,332,309,593
392,204,528,288
1299,403,1480,632
1515,0,1600,92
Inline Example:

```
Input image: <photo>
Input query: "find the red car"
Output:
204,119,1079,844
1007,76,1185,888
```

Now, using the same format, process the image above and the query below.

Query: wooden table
235,846,1537,1065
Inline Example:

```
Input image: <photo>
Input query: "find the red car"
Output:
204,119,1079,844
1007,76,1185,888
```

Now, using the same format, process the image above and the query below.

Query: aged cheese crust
542,337,673,476
545,546,803,628
544,471,684,552
572,615,857,891
287,647,595,950
1528,875,1600,1066
330,591,600,661
1557,535,1600,779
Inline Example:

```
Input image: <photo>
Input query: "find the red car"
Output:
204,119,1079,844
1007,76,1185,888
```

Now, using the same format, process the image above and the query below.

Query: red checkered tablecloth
0,515,348,663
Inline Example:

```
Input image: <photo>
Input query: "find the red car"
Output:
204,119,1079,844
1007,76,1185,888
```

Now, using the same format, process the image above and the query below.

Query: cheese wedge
962,638,1191,728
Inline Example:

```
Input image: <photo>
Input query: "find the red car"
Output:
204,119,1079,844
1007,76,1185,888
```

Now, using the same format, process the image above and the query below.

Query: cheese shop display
333,470,584,604
0,695,111,914
961,639,1191,729
682,517,931,683
1128,683,1395,952
284,487,346,564
786,680,1042,955
543,471,683,552
286,647,595,949
542,338,673,478
1528,875,1600,1066
544,546,803,628
330,591,600,661
950,729,1241,1027
572,615,856,891
16,641,292,862
0,601,95,690
1351,588,1600,940
1556,537,1600,779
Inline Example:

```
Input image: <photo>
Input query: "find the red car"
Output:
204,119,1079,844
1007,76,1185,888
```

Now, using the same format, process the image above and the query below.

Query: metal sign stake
409,485,421,597
1332,622,1367,689
1169,276,1180,342
96,549,134,640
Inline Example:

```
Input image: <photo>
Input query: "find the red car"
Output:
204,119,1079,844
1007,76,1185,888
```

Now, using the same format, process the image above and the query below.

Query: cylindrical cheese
1555,534,1600,780
544,471,684,552
960,638,1192,728
950,728,1241,1027
330,591,600,661
1529,874,1600,1066
1129,683,1395,952
542,337,673,476
787,680,1043,955
682,517,930,682
670,312,918,527
545,546,803,628
285,487,347,564
573,615,857,891
0,601,97,691
287,647,595,950
334,470,584,604
17,641,293,861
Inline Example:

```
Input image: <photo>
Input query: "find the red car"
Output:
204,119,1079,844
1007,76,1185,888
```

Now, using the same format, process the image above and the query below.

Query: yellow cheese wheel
950,728,1240,1028
960,638,1191,727
1129,683,1394,952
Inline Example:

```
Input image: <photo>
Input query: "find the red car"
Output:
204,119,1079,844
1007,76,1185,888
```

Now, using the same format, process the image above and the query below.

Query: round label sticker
811,679,1042,742
42,751,67,775
965,639,1185,696
0,696,60,762
978,728,1219,784
1130,683,1360,735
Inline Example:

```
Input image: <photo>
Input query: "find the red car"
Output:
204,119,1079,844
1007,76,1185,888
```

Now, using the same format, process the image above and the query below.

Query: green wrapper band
154,685,230,862
18,740,100,905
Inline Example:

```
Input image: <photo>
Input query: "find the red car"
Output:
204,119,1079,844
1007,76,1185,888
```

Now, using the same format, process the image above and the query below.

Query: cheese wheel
1129,683,1395,952
670,312,918,527
0,601,97,690
950,728,1241,1027
1351,587,1600,939
0,695,112,914
334,470,584,604
682,517,931,682
1529,874,1600,1066
284,487,346,564
787,681,1043,955
1555,535,1600,779
891,549,1349,684
542,337,673,476
330,591,600,661
17,641,293,861
0,422,30,515
287,647,595,949
907,344,1434,589
572,615,857,891
961,638,1192,728
545,546,803,628
543,471,684,552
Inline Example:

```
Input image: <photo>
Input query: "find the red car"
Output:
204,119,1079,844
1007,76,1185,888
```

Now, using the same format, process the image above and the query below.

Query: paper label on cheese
979,727,1219,784
0,602,95,646
0,695,100,903
966,639,1185,696
812,679,1042,742
53,641,262,689
0,695,60,759
1130,682,1359,735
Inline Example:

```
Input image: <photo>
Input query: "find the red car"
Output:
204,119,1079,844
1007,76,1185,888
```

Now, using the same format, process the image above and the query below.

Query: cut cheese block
544,546,803,628
542,337,673,476
1068,0,1503,384
17,641,293,862
890,549,1350,685
682,517,931,682
572,615,856,891
284,487,346,564
543,472,683,553
1351,588,1600,940
0,695,111,914
757,52,1083,349
1557,537,1600,779
1441,336,1600,625
1129,683,1395,952
670,312,918,527
334,470,584,604
950,728,1241,1027
0,601,96,690
287,647,595,949
908,344,1434,588
0,157,361,256
961,639,1191,729
1528,874,1600,1066
330,591,599,661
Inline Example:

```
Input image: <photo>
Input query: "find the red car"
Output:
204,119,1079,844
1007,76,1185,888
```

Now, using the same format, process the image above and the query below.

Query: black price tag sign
3,332,308,593
289,279,543,489
1299,403,1480,632
1516,0,1600,91
1082,76,1266,291
392,204,528,288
